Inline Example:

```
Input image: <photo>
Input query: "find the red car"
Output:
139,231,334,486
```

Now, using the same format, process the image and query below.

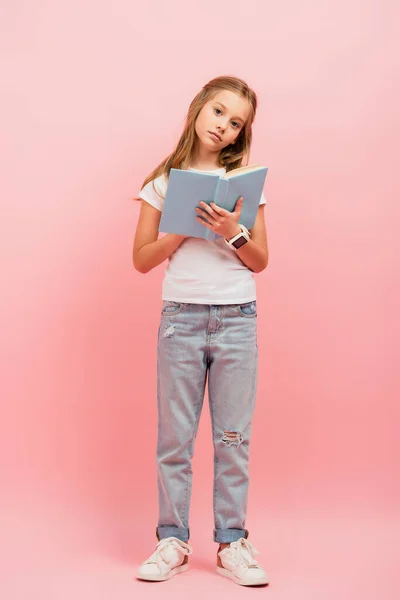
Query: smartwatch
225,224,250,250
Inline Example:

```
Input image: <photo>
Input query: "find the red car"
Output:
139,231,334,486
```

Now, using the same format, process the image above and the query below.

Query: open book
158,165,268,241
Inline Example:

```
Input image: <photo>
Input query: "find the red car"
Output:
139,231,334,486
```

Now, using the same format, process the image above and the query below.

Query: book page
223,164,263,179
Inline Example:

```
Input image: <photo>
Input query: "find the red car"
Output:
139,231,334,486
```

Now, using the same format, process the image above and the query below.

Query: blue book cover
158,165,268,241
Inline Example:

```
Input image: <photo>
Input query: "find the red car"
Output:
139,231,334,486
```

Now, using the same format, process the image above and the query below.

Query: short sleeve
138,175,167,212
259,191,267,206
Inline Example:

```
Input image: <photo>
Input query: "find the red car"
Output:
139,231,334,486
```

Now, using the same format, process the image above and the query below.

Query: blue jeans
156,301,258,544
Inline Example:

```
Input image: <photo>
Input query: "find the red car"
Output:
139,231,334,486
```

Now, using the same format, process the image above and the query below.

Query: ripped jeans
156,301,258,544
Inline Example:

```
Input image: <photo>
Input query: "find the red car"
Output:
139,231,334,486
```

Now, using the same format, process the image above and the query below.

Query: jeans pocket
238,301,257,318
161,301,184,316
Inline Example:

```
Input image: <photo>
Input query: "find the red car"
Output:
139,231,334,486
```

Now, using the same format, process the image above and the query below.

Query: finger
196,207,219,226
209,202,229,216
196,209,216,224
234,197,243,214
196,216,215,230
199,201,216,216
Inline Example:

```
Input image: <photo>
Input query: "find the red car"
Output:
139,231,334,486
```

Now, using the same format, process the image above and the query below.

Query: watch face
232,235,248,249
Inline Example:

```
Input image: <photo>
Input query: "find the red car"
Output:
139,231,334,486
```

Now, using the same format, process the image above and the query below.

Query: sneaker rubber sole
216,565,269,586
136,562,189,582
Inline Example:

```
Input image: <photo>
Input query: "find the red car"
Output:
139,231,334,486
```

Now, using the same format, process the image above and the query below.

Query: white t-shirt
138,166,266,304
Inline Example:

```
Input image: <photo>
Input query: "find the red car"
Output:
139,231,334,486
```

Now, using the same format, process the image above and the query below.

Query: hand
195,197,243,240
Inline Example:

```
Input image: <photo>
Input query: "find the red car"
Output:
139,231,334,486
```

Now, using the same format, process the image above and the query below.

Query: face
194,90,251,151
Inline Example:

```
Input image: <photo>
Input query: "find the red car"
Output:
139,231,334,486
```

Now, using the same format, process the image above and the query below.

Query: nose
216,119,228,133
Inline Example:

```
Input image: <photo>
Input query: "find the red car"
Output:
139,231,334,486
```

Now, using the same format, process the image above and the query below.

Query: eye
214,108,222,115
231,121,240,129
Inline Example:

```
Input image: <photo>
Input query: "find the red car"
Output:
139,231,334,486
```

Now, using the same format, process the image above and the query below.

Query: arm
133,200,186,274
234,205,269,273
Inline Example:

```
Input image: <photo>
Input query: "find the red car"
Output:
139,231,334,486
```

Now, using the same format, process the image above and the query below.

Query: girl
133,75,269,586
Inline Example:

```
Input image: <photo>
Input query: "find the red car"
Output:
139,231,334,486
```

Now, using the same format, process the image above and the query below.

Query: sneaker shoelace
150,537,193,573
228,538,261,570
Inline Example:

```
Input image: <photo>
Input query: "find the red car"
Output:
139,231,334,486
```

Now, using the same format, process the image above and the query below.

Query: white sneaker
136,537,193,581
217,537,269,586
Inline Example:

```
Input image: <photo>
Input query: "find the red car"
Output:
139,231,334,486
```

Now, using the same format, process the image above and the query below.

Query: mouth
208,131,222,142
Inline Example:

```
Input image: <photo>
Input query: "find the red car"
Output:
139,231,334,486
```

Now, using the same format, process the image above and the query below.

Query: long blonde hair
140,75,258,195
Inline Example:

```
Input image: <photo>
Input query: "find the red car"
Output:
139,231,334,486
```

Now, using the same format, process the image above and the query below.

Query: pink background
1,1,399,598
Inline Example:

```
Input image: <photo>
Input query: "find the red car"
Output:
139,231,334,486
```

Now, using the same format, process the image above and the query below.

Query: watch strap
224,224,250,249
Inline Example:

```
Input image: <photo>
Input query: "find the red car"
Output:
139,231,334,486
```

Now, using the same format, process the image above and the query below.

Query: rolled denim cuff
213,528,249,543
156,526,190,542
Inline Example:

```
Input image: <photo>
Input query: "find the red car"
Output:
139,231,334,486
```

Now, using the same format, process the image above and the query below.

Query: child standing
133,76,269,586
